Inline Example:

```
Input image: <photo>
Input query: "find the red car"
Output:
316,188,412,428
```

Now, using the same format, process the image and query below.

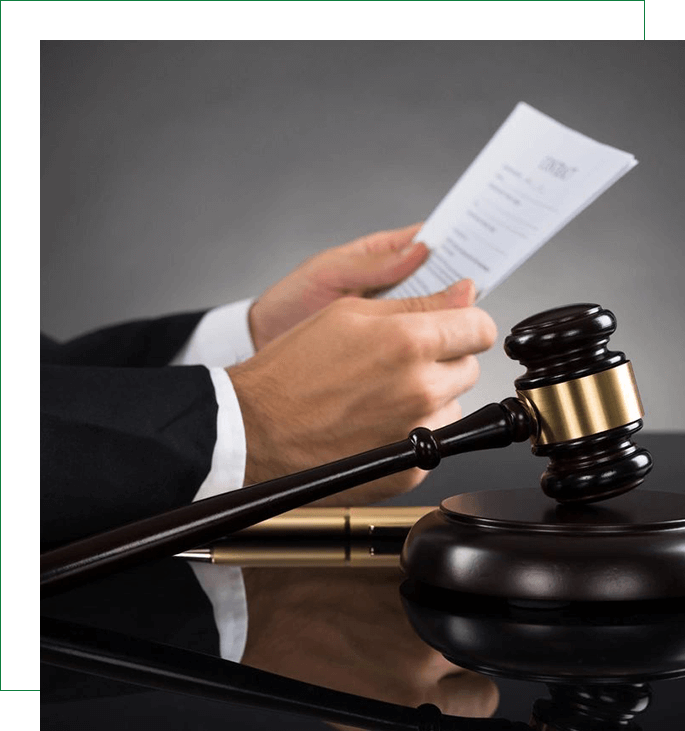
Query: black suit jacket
41,311,220,549
41,312,224,701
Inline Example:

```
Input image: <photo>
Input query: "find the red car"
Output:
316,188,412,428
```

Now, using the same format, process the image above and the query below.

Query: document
382,102,637,301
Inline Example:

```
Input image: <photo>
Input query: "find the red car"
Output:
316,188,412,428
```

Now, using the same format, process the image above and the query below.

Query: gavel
41,303,653,597
504,302,652,502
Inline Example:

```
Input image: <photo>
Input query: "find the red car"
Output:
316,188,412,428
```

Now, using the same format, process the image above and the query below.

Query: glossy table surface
41,433,685,730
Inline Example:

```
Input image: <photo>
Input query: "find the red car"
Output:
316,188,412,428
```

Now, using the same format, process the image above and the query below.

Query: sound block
400,585,685,683
401,489,685,602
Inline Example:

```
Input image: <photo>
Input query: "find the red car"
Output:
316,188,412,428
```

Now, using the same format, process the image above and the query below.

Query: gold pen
177,506,433,567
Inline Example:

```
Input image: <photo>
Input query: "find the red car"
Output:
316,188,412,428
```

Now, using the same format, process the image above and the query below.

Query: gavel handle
41,398,532,597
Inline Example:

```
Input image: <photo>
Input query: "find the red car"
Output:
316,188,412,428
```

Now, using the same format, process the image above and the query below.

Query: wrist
227,362,296,485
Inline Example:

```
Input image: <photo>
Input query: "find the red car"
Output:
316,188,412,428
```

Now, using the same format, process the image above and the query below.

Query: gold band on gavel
517,361,644,446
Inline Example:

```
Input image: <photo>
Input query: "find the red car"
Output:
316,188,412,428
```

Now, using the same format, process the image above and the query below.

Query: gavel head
504,303,653,503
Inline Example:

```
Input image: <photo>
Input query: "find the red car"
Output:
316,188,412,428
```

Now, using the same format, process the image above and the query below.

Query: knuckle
390,321,425,361
325,296,365,325
400,295,432,314
408,330,432,361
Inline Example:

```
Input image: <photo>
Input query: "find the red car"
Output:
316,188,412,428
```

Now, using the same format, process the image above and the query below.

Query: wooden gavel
41,303,652,597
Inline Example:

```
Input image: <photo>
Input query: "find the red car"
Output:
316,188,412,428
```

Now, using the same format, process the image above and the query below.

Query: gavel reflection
41,303,652,597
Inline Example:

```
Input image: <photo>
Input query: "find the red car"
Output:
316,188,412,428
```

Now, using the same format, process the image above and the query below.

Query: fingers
335,281,493,363
345,223,423,256
432,306,496,359
397,306,497,361
432,357,480,402
371,279,476,315
354,240,430,293
414,359,474,421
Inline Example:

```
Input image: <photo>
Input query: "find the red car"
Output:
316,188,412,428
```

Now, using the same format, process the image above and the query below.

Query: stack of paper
382,102,637,301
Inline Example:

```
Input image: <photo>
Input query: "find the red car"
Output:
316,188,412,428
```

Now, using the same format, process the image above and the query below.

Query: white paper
382,102,638,301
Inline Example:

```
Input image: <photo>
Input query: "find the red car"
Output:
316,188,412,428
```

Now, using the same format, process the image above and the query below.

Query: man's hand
248,223,429,350
229,282,496,504
241,567,499,727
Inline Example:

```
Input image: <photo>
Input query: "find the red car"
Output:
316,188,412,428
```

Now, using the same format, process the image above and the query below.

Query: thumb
360,240,431,291
335,224,429,292
373,279,477,314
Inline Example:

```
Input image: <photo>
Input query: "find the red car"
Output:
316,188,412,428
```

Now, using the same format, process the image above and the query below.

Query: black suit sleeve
41,311,221,549
40,311,207,368
41,363,219,549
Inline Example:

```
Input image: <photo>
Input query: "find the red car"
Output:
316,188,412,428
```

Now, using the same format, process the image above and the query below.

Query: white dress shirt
170,298,255,662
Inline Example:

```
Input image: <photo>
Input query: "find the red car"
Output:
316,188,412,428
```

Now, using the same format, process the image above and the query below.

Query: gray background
41,41,685,428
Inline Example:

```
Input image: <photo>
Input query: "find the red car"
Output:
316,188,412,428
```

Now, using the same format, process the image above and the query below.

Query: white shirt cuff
170,299,252,498
189,561,248,663
171,298,253,499
189,368,249,663
170,300,255,664
193,367,247,502
171,298,256,368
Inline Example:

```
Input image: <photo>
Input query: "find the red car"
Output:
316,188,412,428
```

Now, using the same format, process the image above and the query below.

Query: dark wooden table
41,432,685,729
